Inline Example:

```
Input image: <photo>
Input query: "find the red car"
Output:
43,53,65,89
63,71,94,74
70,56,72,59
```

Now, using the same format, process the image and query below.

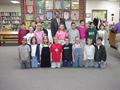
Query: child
46,22,53,44
86,22,97,44
18,38,30,69
84,38,95,68
18,23,29,45
24,26,34,45
40,36,51,67
50,37,62,68
94,37,107,68
97,24,109,47
55,24,68,45
72,36,83,67
69,22,79,44
62,38,73,67
78,20,87,46
30,37,40,68
30,20,36,31
34,23,45,44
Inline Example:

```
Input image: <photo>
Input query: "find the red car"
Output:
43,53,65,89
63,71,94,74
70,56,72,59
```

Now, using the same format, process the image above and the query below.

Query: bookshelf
0,12,21,31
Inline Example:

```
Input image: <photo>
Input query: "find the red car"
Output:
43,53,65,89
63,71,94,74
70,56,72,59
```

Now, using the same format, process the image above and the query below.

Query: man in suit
51,10,66,37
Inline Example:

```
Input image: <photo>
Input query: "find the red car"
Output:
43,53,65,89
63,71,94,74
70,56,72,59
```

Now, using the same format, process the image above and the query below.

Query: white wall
86,0,120,24
0,4,21,13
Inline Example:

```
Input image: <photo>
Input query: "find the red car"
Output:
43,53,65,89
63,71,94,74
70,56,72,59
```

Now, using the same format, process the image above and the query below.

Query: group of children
18,20,108,69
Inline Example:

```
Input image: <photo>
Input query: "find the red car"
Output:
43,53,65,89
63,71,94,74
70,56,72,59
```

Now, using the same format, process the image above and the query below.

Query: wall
86,0,120,24
0,4,21,13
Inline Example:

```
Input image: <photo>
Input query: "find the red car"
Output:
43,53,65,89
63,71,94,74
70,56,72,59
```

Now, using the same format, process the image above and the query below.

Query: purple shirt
114,22,120,33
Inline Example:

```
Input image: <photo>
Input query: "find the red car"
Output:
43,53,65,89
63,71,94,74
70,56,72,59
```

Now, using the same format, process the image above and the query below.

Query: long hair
30,37,37,45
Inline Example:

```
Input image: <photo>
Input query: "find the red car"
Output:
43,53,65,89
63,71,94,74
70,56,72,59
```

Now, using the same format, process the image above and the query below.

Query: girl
72,36,83,67
84,38,95,68
18,38,30,69
97,24,109,47
40,36,51,67
24,26,34,45
30,37,40,68
78,20,87,46
55,24,68,45
18,23,29,45
69,22,79,44
50,37,62,68
34,23,45,44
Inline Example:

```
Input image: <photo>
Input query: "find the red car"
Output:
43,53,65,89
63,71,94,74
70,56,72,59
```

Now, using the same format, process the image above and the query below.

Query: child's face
59,25,65,30
32,38,36,44
54,37,58,44
80,21,85,26
75,37,80,44
96,39,102,45
36,23,42,31
22,38,27,45
87,39,93,45
71,24,76,29
90,23,95,28
31,22,36,27
29,27,34,33
65,38,69,45
43,37,48,44
21,25,26,30
100,25,104,30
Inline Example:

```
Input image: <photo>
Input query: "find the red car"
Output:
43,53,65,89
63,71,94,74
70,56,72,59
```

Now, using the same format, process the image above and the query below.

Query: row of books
0,12,21,16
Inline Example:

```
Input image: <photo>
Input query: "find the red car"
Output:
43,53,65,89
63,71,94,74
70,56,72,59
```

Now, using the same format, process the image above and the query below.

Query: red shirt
50,44,62,62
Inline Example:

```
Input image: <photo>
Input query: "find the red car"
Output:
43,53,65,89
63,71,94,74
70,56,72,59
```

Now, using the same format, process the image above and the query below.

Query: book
71,0,79,9
45,0,53,9
71,11,79,20
54,0,62,9
63,11,70,20
46,11,53,20
63,0,70,9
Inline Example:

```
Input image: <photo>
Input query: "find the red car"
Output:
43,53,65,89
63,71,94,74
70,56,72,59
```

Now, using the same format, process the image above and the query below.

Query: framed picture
39,14,45,20
26,5,34,14
25,14,33,20
25,0,34,5
71,0,79,9
71,11,79,20
45,0,53,9
63,0,70,9
36,0,44,14
46,11,53,20
54,0,62,9
63,11,70,20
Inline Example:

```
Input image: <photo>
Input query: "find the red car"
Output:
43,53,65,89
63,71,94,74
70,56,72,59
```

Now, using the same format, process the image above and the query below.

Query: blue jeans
63,60,72,67
85,59,94,68
31,56,38,68
94,61,106,69
21,60,30,69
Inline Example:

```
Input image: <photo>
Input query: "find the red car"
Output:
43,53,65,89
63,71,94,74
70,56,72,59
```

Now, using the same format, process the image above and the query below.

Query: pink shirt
78,26,87,39
34,31,45,44
55,30,68,40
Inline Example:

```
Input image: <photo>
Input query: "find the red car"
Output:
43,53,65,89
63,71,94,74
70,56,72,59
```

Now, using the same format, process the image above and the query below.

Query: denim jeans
84,59,94,68
31,56,38,68
63,60,72,67
94,61,107,69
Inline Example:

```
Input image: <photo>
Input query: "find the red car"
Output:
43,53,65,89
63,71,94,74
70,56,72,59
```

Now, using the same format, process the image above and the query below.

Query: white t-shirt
84,45,95,60
98,30,105,45
31,44,37,57
47,29,53,43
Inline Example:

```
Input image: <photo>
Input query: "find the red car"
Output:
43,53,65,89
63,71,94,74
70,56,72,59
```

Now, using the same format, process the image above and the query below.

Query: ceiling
0,0,119,5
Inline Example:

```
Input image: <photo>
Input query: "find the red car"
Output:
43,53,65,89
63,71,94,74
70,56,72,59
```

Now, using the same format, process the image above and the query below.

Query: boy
50,37,62,68
18,38,30,69
94,37,107,68
62,38,73,67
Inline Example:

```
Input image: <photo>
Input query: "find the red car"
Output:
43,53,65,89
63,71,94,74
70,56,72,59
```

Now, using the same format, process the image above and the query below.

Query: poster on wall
63,11,70,20
25,14,33,20
46,11,53,20
45,0,53,9
26,5,34,14
36,0,44,14
25,0,34,5
54,0,62,9
71,11,79,20
71,0,79,9
63,0,70,9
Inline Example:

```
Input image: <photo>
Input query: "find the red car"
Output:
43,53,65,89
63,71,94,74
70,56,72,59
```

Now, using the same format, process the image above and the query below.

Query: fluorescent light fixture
11,0,20,4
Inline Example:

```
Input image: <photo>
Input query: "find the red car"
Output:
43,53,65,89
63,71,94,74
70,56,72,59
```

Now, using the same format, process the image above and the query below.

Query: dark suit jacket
51,18,66,36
